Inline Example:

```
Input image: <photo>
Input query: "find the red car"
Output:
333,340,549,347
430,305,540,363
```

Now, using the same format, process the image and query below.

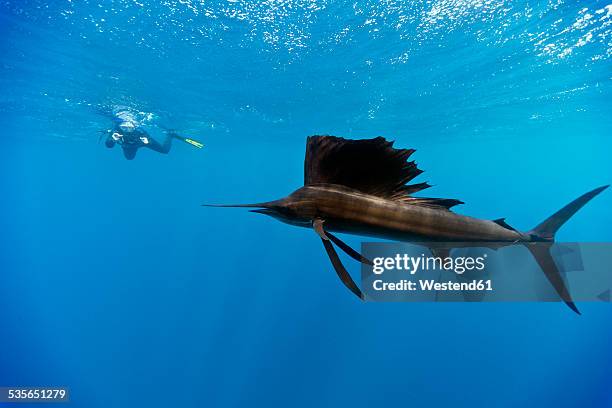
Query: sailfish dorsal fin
303,135,463,210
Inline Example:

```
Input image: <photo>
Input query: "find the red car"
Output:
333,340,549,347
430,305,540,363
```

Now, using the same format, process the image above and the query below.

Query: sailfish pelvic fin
313,219,364,300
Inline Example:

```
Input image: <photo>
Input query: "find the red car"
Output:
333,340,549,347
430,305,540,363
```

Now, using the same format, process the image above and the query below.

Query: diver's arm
106,128,126,147
142,133,172,154
136,128,149,138
105,134,116,148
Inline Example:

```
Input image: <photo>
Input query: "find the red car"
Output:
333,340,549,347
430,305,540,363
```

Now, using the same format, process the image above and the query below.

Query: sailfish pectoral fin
313,219,364,300
320,238,364,300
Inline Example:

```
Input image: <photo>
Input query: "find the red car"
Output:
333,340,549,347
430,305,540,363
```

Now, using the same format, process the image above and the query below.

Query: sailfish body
207,136,608,313
260,184,526,242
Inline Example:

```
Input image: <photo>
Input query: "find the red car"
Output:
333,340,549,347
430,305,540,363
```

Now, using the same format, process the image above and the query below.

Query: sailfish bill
204,135,608,314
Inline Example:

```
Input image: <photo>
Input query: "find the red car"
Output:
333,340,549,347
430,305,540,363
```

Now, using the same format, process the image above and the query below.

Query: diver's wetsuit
105,127,173,160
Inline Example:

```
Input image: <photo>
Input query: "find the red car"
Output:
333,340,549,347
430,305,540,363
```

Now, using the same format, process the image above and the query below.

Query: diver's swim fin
171,133,204,149
183,137,204,149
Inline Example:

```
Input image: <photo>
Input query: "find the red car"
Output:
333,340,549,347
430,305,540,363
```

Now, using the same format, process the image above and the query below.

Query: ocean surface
1,1,611,407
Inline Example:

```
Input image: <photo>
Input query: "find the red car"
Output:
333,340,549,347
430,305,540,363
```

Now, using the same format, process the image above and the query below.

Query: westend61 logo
372,253,487,275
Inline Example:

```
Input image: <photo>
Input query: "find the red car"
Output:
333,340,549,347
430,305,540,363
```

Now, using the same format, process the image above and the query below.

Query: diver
104,120,203,160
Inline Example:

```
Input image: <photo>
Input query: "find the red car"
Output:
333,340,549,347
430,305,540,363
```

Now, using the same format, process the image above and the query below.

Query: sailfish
205,136,608,314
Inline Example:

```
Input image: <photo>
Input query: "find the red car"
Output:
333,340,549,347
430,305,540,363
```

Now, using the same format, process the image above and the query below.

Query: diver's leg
145,134,173,154
123,146,137,160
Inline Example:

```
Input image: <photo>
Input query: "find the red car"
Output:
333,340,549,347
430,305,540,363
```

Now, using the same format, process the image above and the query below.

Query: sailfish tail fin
528,185,609,241
524,185,608,314
524,243,581,314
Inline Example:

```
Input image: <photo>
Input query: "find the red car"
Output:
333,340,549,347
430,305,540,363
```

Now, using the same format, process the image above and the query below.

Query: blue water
1,1,611,407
